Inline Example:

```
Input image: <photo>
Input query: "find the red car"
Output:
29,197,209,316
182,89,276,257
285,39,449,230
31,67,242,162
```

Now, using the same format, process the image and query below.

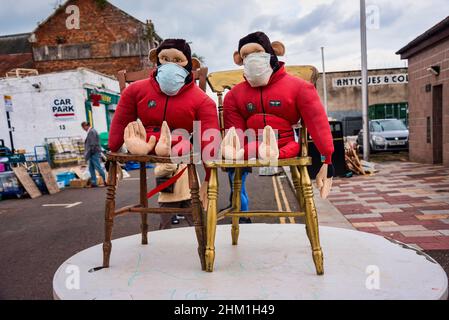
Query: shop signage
52,97,76,121
4,95,13,112
86,89,118,105
333,74,408,88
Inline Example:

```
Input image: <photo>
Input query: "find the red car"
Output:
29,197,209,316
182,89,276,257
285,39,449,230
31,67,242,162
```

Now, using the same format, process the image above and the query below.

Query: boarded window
111,41,149,57
33,44,92,61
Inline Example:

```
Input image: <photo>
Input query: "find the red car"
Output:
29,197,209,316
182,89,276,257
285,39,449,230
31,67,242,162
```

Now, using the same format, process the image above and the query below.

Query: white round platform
53,224,448,300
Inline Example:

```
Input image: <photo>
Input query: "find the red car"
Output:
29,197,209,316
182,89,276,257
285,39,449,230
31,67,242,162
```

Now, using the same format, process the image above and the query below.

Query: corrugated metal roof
0,33,32,55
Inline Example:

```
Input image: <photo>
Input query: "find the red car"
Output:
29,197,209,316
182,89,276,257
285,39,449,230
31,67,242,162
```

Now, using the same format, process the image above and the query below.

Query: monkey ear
149,48,158,64
192,57,201,71
271,41,285,57
233,51,243,66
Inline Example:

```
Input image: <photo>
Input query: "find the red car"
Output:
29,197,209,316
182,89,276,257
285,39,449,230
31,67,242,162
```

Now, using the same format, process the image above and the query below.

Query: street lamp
321,47,328,115
360,0,370,161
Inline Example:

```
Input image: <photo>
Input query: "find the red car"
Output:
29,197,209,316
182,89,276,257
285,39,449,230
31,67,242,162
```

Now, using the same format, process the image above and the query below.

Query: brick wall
33,56,144,76
407,39,449,165
31,0,155,76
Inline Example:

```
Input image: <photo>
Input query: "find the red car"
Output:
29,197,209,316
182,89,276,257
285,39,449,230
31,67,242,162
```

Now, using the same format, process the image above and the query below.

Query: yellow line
272,176,286,224
277,176,296,224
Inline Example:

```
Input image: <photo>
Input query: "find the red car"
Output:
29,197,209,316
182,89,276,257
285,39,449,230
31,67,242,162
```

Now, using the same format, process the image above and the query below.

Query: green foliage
144,20,156,41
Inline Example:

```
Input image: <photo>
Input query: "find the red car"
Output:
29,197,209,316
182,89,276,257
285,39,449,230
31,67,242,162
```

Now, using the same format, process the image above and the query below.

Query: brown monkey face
233,41,285,66
240,43,266,59
158,48,189,67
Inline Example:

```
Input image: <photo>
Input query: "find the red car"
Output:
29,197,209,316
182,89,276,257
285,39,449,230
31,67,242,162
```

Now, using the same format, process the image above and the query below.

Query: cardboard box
70,179,88,188
96,175,105,186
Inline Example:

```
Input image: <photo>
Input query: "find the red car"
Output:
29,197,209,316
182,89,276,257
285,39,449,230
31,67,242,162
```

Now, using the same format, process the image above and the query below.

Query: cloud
0,0,55,34
0,0,448,72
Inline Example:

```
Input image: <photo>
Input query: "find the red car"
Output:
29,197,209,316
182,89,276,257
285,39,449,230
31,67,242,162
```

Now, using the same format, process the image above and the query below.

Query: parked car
357,119,409,153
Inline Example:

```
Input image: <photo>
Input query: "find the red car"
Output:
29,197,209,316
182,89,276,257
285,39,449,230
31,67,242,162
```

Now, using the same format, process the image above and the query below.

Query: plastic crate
31,174,48,194
125,162,155,171
125,162,141,171
56,172,76,187
0,172,25,198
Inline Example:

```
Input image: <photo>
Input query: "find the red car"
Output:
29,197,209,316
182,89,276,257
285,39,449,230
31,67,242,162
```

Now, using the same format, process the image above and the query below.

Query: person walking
81,122,106,187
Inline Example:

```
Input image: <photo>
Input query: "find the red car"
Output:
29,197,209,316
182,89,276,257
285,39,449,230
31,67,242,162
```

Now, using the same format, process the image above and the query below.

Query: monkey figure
108,39,219,207
221,31,334,198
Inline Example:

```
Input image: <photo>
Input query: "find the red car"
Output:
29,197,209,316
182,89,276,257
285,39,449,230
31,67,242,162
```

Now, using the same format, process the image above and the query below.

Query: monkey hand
221,127,245,161
124,120,156,155
155,121,172,157
316,164,333,199
258,125,279,162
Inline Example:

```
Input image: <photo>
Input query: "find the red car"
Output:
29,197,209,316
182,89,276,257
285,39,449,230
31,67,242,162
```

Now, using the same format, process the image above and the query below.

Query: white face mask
243,52,273,88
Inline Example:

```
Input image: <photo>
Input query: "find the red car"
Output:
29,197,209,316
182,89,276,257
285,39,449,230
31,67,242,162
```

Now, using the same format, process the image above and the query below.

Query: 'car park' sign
52,97,76,121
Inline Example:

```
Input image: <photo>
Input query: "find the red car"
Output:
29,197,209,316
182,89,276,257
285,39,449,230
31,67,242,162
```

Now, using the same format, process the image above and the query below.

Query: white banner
333,74,408,88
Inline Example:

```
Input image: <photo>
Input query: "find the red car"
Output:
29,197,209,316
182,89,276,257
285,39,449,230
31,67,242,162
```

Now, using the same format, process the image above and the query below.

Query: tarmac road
0,166,301,300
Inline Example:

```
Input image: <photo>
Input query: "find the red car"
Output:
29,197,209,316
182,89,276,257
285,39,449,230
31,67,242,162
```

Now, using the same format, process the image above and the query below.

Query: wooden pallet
37,162,60,195
12,167,42,199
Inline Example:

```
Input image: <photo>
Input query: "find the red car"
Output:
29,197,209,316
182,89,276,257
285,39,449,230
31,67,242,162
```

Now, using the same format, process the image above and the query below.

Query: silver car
357,119,409,153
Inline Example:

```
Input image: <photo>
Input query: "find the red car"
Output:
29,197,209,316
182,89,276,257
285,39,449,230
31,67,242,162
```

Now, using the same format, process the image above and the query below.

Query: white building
0,68,120,153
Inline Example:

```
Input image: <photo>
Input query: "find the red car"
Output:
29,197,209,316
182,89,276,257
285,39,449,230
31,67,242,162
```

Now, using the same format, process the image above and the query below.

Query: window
376,120,407,131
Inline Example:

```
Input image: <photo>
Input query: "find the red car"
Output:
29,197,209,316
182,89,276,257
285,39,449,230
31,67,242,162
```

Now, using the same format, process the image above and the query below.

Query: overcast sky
1,0,448,72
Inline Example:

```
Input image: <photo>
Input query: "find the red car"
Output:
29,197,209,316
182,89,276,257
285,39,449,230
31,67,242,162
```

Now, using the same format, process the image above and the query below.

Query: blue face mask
156,63,189,96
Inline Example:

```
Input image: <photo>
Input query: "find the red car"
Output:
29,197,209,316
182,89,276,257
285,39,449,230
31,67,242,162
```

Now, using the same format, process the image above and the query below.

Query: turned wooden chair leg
103,161,118,268
188,164,206,271
299,165,324,275
205,168,219,272
140,162,148,245
231,168,242,246
291,166,305,210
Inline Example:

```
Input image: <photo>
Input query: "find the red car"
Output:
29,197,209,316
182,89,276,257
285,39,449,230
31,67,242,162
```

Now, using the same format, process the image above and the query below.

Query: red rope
146,166,188,199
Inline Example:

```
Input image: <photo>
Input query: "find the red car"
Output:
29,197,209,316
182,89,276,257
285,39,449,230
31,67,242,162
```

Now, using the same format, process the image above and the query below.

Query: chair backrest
207,65,320,157
117,67,209,93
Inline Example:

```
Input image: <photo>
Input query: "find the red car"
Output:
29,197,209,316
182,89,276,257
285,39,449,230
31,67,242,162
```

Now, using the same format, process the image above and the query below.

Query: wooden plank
37,162,60,195
72,166,87,180
12,167,42,199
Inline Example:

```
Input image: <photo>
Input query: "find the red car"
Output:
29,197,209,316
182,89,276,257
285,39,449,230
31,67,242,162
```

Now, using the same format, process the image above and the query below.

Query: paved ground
0,167,304,300
328,162,449,251
1,156,448,299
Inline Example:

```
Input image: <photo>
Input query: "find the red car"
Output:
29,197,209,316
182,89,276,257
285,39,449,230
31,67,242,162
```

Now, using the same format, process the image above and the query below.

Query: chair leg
299,165,324,275
291,166,305,210
140,162,148,245
103,161,117,268
231,168,242,246
188,164,206,271
205,168,219,272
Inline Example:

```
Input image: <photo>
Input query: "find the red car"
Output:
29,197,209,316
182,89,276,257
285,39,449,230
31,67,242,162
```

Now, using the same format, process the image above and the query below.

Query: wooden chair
204,66,325,275
102,67,209,270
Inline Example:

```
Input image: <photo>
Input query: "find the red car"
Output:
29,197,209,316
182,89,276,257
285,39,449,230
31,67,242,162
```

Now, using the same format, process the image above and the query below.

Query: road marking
42,202,82,209
277,176,296,224
272,176,286,224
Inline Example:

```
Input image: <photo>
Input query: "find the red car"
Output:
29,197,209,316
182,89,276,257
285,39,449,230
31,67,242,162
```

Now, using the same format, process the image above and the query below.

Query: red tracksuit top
223,63,334,164
108,70,220,163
